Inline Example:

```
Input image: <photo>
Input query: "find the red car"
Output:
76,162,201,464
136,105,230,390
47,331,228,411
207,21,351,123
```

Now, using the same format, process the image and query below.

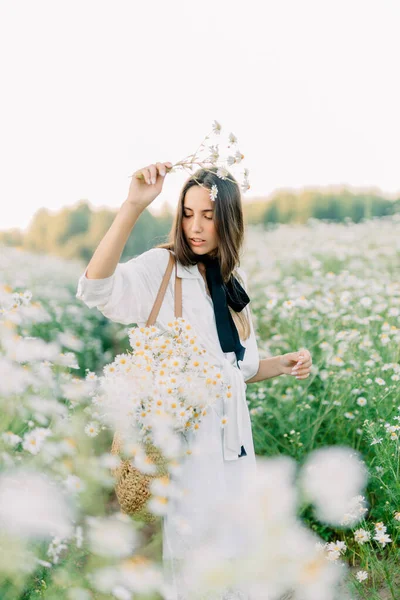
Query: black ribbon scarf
194,254,250,458
194,254,250,366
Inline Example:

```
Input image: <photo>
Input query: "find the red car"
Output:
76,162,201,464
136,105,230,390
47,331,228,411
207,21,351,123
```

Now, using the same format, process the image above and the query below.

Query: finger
296,352,306,364
286,352,300,363
294,351,311,368
294,368,311,377
136,168,151,184
164,161,173,169
291,357,305,372
148,164,158,185
156,162,166,177
299,349,311,361
299,359,312,369
291,364,311,376
294,372,310,380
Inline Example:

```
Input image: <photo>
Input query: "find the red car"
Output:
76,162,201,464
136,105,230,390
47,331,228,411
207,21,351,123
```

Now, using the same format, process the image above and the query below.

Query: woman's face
182,185,218,255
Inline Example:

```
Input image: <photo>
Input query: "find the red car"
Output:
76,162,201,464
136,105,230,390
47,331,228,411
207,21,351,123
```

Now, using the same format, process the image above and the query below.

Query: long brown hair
156,166,251,340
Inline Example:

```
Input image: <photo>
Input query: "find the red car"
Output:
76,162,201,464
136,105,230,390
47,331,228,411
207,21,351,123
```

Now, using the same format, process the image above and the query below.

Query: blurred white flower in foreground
22,427,52,455
3,335,60,363
299,446,368,526
0,469,74,539
0,354,36,397
66,589,93,600
90,558,163,597
169,455,349,600
86,513,138,558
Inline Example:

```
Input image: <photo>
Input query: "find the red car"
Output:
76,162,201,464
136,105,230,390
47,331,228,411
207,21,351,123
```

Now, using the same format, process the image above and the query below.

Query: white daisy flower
326,549,340,561
21,290,33,304
354,528,371,544
327,540,347,554
282,300,295,310
209,144,219,162
2,431,22,447
234,150,244,163
373,531,392,547
85,371,98,382
241,180,251,193
64,475,86,494
84,422,100,437
147,495,169,516
209,185,218,202
360,296,372,308
86,513,137,558
111,586,131,600
22,428,51,455
331,356,345,366
134,452,158,475
356,571,368,582
344,412,355,420
216,167,228,179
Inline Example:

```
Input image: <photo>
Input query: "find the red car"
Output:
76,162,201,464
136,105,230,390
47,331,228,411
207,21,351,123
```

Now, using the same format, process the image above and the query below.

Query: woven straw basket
110,430,169,523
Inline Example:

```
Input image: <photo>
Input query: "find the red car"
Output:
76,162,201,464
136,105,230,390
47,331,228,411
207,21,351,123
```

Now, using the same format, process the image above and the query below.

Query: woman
76,161,312,599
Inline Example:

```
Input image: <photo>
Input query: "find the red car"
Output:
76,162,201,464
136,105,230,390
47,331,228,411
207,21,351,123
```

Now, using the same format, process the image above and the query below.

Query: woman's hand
279,348,312,380
126,161,173,209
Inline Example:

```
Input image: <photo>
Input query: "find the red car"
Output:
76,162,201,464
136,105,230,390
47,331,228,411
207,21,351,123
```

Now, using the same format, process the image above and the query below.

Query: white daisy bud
212,120,222,135
228,132,237,145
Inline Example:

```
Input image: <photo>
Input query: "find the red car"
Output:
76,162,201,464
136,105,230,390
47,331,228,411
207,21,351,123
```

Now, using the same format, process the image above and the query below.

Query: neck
197,261,210,276
193,252,218,264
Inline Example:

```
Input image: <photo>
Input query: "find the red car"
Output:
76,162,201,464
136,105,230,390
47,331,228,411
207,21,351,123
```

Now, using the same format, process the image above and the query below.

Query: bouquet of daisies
87,319,229,520
90,318,228,468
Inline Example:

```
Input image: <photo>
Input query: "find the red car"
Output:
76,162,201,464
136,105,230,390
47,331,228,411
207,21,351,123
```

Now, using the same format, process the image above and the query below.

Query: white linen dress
76,247,260,600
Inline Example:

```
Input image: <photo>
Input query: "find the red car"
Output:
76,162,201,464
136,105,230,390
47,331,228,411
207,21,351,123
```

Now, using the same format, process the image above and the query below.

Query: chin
191,247,208,254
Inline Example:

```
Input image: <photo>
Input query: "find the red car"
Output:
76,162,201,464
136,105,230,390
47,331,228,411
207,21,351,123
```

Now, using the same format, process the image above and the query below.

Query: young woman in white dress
76,161,312,599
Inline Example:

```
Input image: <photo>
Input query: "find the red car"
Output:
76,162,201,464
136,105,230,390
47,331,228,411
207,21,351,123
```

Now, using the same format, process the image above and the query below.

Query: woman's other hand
279,348,312,379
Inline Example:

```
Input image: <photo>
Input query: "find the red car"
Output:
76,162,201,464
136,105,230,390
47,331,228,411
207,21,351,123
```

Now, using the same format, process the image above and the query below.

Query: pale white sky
1,0,399,231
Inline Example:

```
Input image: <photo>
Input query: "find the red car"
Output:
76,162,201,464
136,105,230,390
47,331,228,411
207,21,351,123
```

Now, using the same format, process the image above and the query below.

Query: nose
192,215,203,233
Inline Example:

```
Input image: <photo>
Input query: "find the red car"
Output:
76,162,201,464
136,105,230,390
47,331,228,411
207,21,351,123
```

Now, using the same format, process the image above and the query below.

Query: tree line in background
0,202,173,263
1,188,399,262
246,187,400,225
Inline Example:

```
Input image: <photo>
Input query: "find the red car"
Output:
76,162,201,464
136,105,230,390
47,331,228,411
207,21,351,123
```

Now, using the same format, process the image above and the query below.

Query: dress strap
174,259,182,318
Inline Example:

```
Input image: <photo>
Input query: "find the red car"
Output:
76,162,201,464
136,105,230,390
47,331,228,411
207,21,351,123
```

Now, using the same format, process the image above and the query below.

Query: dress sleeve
75,247,171,325
236,266,260,382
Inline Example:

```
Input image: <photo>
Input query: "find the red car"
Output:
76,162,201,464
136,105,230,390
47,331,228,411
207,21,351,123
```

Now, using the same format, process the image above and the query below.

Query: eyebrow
183,206,214,213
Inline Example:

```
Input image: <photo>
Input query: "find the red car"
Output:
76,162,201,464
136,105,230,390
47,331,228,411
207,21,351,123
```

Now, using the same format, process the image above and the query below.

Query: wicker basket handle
146,250,182,326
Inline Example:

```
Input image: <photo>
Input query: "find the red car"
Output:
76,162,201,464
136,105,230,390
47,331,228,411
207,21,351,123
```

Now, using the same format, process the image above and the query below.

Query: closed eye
183,213,213,220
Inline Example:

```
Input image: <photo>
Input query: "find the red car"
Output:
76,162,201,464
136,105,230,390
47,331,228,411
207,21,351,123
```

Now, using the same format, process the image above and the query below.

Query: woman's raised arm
85,161,172,280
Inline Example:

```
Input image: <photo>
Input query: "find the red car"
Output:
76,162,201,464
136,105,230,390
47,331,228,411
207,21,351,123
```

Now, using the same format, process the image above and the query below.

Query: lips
191,238,206,242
